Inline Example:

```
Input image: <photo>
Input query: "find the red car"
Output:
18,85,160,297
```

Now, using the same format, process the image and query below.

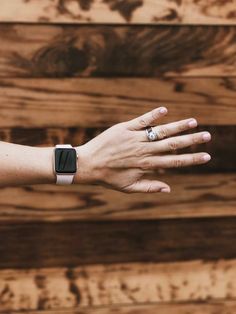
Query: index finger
126,107,168,131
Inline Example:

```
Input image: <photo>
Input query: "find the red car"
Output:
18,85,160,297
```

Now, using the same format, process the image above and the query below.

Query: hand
74,107,211,193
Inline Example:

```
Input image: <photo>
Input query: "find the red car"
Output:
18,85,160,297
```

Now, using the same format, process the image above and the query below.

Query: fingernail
202,132,211,141
202,154,211,162
188,119,197,127
160,187,171,193
159,107,167,114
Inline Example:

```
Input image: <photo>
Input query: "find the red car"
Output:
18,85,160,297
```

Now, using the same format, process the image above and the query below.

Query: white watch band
55,144,76,185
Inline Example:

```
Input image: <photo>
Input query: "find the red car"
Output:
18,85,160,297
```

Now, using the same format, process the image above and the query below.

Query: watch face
55,148,77,173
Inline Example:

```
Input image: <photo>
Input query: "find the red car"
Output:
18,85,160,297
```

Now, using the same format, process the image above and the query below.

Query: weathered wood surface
1,0,236,25
10,302,236,314
1,25,236,78
0,4,235,314
0,173,235,222
2,216,236,268
0,78,236,127
1,260,236,311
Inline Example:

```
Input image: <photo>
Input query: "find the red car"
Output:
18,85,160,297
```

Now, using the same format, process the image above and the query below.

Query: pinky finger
139,153,211,170
156,152,211,168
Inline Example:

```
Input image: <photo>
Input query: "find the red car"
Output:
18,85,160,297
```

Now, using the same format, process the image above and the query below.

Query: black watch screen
55,148,77,173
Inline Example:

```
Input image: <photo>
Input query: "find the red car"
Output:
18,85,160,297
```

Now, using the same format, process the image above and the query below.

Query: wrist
74,145,100,185
50,144,99,185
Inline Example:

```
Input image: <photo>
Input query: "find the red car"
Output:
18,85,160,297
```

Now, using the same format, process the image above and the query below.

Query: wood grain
1,25,236,77
0,173,235,223
0,0,236,25
1,260,236,311
2,215,236,268
0,2,234,314
0,78,236,127
9,302,236,314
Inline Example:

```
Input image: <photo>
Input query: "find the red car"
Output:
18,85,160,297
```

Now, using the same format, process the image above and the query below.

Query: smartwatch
54,144,78,185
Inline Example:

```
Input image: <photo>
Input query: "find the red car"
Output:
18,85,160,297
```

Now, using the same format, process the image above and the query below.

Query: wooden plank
1,216,236,268
8,302,236,314
0,25,236,78
0,0,236,25
0,173,235,223
0,125,234,173
1,260,236,311
0,78,235,126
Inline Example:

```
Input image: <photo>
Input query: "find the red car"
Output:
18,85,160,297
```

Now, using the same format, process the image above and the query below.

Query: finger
126,107,168,131
138,117,198,141
127,179,171,193
145,131,211,154
139,152,211,169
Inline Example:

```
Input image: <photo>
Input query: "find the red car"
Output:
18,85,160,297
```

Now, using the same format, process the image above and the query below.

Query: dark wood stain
13,39,90,78
56,0,95,15
1,217,236,268
52,0,144,21
1,0,236,25
152,9,181,23
78,0,94,11
2,25,236,78
69,282,81,305
0,1,235,312
103,0,143,22
34,275,47,292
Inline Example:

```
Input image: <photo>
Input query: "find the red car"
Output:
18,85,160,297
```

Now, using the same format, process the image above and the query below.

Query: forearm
0,141,94,187
0,141,56,187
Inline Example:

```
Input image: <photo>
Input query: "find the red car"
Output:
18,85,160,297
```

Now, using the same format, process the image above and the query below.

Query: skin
74,107,211,193
0,107,211,192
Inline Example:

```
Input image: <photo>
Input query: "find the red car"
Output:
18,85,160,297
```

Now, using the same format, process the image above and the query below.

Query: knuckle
157,127,168,139
151,109,158,120
139,158,153,170
178,122,187,132
192,134,200,144
135,145,146,158
123,181,141,194
192,155,200,164
168,140,178,151
172,158,183,168
146,183,155,193
139,118,148,127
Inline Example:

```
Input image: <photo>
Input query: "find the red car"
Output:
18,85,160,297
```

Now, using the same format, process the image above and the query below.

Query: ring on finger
145,126,159,141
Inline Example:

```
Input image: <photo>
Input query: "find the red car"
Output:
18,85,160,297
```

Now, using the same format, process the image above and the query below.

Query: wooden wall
0,0,236,313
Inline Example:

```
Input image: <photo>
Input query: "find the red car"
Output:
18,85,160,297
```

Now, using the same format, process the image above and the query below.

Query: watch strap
55,144,76,185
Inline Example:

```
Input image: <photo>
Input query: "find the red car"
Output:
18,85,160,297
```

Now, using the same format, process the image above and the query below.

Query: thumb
127,179,171,193
126,107,168,131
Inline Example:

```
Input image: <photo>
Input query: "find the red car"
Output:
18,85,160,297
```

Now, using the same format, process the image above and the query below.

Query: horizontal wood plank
0,25,236,77
9,302,236,314
0,78,235,126
1,216,236,268
1,260,236,311
0,173,235,222
1,0,236,25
